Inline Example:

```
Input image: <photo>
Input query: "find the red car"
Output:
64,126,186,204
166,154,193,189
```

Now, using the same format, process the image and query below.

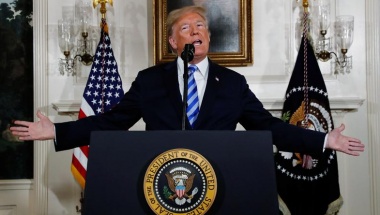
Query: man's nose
190,26,199,35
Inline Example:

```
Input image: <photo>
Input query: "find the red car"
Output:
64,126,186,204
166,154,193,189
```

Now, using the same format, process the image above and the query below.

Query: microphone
181,44,195,62
181,44,195,130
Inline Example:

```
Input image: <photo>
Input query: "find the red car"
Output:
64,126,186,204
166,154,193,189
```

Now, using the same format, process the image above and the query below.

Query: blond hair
166,6,209,37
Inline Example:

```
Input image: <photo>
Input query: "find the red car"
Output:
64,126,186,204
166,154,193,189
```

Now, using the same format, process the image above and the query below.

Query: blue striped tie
187,65,199,127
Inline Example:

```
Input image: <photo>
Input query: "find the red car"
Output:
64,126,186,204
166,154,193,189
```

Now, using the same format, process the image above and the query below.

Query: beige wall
1,0,379,214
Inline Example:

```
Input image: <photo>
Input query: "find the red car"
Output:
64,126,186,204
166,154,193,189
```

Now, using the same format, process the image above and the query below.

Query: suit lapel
163,60,187,124
193,60,219,128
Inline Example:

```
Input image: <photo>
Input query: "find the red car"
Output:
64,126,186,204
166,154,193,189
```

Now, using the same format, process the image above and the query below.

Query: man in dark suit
10,6,364,156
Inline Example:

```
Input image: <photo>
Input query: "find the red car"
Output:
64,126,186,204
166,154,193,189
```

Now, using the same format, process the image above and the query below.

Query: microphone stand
181,44,195,130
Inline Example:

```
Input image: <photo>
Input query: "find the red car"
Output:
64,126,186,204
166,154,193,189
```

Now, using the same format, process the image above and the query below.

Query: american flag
71,18,124,189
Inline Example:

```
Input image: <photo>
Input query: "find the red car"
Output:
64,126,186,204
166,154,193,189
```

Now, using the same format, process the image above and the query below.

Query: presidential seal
143,148,217,215
277,99,336,181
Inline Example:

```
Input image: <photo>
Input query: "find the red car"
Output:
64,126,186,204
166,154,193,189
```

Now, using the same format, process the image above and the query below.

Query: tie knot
188,65,197,75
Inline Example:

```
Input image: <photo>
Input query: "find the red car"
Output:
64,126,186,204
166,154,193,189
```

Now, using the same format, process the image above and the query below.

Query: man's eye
181,25,189,31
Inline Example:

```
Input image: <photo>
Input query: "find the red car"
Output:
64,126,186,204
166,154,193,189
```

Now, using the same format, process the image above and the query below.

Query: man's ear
168,36,178,51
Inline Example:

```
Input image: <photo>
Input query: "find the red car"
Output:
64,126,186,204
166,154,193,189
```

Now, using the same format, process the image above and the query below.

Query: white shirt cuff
323,134,328,152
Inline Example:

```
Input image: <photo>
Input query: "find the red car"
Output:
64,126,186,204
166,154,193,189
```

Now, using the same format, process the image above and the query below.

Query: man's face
169,12,210,64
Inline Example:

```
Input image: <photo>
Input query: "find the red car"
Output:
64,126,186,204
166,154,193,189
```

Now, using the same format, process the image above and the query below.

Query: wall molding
34,1,49,214
0,180,32,191
0,205,16,215
366,0,380,214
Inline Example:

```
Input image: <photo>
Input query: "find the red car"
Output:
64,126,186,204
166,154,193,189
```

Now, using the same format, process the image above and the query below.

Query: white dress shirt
177,57,209,108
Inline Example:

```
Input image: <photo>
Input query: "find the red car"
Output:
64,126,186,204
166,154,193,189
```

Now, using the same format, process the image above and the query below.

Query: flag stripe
80,97,95,116
72,154,87,176
73,146,88,169
71,163,86,188
78,109,86,119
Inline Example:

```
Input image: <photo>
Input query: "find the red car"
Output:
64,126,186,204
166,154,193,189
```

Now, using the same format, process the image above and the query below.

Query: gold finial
93,0,113,19
302,0,309,12
302,0,309,8
296,0,309,12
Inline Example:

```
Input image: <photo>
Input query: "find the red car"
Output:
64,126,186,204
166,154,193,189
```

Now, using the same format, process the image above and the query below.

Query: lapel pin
215,76,219,82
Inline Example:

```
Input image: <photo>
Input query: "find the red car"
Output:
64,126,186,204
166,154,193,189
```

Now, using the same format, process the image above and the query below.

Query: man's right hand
10,110,55,141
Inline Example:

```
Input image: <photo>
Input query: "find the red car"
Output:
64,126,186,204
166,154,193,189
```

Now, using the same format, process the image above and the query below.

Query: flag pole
301,0,310,128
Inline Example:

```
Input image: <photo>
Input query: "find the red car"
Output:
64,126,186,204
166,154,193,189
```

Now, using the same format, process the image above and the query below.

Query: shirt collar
177,57,209,77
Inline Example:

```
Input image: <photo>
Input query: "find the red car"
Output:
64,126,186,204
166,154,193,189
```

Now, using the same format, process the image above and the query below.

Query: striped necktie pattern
187,65,199,127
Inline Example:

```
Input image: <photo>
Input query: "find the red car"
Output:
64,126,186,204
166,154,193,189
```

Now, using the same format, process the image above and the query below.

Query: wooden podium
83,131,279,215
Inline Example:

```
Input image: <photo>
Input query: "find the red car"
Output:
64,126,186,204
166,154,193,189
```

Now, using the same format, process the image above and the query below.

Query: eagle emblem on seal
279,100,332,170
165,167,199,205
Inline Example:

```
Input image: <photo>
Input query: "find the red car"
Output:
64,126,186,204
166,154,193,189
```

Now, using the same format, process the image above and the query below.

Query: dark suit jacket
55,59,325,152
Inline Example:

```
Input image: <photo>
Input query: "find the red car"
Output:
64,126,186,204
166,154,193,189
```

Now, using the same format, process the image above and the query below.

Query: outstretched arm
10,110,55,141
325,123,364,156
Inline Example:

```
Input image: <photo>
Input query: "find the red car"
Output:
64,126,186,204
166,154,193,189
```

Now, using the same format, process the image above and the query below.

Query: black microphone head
181,44,195,62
